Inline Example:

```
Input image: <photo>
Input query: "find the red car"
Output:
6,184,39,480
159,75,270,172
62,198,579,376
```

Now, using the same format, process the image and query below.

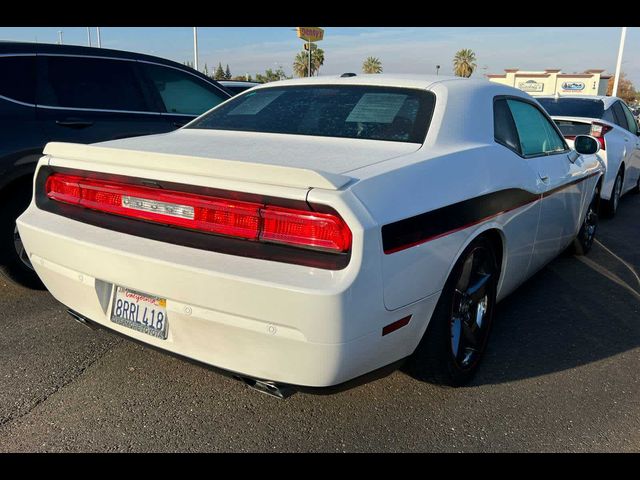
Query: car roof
218,80,261,86
537,94,620,108
251,73,476,90
0,41,210,77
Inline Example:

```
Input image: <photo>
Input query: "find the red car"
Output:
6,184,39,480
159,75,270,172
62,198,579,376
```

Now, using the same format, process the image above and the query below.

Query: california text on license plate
110,286,168,340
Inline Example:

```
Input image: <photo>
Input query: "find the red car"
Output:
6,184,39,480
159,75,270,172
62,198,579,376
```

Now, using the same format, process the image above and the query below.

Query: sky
1,27,638,85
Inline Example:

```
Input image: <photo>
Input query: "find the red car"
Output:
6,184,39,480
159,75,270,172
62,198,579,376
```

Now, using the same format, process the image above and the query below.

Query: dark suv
0,42,232,288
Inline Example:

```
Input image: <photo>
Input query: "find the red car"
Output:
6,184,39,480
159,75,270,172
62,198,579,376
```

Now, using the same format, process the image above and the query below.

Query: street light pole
96,27,101,48
612,27,627,97
193,27,199,72
86,27,92,47
436,65,440,76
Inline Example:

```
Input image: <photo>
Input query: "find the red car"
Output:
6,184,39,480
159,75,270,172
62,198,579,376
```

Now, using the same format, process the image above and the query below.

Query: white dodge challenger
17,75,604,394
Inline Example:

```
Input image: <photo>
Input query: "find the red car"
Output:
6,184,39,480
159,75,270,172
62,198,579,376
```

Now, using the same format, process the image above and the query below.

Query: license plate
110,286,168,340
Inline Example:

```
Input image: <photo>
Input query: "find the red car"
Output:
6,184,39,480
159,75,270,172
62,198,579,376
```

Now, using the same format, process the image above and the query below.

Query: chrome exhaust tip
67,309,99,330
234,375,295,399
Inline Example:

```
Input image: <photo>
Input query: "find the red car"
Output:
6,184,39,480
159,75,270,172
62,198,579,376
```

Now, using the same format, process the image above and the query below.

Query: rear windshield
552,119,591,137
187,85,436,143
223,85,255,96
537,98,605,119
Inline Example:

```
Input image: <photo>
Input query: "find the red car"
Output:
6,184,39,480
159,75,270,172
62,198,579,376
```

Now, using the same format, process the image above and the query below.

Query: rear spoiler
43,142,353,191
550,116,616,129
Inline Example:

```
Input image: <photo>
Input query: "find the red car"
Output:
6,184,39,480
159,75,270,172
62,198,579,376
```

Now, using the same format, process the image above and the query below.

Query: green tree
255,67,288,83
232,74,253,81
293,48,325,77
312,48,324,76
453,49,477,78
203,63,209,77
362,57,383,74
225,64,232,80
183,60,194,69
214,62,225,80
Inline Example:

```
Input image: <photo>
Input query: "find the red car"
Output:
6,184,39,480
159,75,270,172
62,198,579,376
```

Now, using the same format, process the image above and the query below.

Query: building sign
561,81,585,91
518,80,544,93
296,27,324,43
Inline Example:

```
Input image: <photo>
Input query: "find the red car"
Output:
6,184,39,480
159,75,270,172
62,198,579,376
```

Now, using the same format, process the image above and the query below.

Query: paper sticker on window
346,93,407,124
228,91,284,115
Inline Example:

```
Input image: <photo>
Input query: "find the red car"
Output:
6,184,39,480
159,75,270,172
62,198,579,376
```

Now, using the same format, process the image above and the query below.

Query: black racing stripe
542,172,600,198
382,172,600,254
382,189,538,254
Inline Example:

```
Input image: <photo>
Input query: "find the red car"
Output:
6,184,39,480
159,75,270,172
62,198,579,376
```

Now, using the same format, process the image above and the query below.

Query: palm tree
293,48,325,77
453,49,477,78
362,57,383,74
312,48,324,76
293,52,308,77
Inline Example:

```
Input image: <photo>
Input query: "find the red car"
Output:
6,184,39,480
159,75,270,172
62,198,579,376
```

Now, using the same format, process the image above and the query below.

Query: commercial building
486,68,612,96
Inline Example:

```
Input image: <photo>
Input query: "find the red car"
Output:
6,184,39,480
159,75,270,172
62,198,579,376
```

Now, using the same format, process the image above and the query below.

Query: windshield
537,98,605,119
187,85,436,143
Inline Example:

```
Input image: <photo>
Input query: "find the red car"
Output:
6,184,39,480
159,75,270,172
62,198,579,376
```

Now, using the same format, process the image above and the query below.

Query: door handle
538,174,550,184
56,119,94,129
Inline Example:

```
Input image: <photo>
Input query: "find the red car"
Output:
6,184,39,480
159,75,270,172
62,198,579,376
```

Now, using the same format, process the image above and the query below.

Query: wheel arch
445,224,506,298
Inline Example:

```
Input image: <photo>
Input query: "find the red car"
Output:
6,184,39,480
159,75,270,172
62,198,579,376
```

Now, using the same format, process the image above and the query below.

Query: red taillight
45,173,351,253
260,206,352,252
590,122,612,151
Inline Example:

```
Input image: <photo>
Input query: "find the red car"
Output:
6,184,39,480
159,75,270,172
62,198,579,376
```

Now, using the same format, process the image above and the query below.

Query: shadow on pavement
473,193,640,386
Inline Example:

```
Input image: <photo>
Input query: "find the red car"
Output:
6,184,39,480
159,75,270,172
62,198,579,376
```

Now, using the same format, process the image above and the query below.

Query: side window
38,56,150,112
493,98,521,154
602,107,616,123
506,99,566,156
0,56,37,104
140,63,227,116
619,102,639,135
610,102,628,129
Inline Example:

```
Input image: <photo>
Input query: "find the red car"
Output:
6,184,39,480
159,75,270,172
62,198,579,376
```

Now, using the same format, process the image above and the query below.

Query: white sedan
538,95,640,217
17,75,603,394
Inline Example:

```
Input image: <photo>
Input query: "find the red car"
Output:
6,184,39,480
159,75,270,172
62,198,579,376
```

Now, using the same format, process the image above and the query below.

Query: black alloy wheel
605,170,623,217
571,188,599,256
405,236,498,387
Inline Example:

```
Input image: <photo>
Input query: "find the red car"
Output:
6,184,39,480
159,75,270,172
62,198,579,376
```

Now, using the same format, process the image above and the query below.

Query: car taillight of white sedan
45,172,352,254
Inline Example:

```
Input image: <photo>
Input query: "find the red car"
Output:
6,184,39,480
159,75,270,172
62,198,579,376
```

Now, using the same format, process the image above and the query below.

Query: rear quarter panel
345,143,541,311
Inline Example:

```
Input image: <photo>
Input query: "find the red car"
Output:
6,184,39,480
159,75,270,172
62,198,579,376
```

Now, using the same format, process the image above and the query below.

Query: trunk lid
45,129,420,191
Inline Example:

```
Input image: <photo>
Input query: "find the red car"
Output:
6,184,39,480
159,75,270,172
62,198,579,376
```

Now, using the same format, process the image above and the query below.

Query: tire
570,187,599,256
405,236,498,387
0,184,45,289
603,169,623,218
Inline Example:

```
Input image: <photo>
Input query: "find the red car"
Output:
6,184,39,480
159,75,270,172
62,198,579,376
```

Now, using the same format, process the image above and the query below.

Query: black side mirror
574,135,600,155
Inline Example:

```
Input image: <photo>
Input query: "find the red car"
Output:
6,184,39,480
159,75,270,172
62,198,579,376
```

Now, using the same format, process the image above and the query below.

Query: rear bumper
17,207,438,387
597,151,614,201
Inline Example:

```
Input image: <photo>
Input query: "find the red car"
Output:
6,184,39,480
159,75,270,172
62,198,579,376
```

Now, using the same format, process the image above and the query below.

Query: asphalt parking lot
0,195,639,453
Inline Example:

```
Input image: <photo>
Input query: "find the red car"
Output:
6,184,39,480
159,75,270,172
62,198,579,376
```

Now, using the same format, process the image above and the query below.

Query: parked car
218,80,261,96
17,75,603,395
537,95,640,217
0,41,232,288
